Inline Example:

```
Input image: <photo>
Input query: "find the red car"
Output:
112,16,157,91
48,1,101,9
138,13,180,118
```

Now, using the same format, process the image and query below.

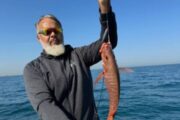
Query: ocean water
0,64,180,120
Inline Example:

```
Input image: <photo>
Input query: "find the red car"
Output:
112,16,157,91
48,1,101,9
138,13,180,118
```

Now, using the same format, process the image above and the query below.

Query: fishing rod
97,3,111,110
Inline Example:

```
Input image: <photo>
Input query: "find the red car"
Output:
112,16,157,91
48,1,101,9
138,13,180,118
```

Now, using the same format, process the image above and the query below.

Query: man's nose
50,31,56,37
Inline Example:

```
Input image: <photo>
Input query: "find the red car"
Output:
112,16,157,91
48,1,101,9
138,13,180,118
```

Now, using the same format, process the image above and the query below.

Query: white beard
44,44,65,56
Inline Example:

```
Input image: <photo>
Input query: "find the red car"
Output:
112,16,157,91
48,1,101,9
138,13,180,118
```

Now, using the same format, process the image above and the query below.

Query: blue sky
0,0,180,76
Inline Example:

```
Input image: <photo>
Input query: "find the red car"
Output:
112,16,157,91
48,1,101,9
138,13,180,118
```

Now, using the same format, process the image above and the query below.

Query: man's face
37,18,65,56
37,18,63,46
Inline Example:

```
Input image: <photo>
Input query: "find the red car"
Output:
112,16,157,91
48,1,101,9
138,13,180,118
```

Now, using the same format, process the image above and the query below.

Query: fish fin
94,71,104,84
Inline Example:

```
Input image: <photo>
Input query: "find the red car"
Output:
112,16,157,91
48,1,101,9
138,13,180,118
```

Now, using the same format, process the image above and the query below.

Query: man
23,0,117,120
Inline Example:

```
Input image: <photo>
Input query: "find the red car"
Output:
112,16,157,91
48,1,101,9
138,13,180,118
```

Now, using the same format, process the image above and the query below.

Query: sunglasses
38,27,62,36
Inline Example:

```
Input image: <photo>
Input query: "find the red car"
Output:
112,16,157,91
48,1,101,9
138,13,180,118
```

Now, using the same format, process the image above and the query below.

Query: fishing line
106,13,111,44
96,77,105,109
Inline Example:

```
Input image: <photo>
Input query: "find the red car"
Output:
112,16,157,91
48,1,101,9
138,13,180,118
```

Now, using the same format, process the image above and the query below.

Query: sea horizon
0,63,179,77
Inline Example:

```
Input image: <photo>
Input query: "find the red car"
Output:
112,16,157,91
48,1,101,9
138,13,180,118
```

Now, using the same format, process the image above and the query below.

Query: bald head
35,14,62,29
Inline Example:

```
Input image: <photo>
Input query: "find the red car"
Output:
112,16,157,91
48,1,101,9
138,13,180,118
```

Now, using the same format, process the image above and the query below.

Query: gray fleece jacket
23,9,117,120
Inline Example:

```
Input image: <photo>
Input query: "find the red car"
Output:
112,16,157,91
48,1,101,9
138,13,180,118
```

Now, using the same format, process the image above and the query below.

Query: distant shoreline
119,67,134,73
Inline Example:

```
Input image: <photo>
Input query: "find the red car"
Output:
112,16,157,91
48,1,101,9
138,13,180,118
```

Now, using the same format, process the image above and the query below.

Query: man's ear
37,34,40,42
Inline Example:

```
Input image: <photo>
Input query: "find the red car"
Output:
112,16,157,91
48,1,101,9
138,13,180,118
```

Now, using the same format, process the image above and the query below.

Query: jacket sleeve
99,7,118,49
76,7,118,67
23,63,71,120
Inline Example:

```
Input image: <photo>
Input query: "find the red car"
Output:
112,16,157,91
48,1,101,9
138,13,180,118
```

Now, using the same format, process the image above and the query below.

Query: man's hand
98,0,110,14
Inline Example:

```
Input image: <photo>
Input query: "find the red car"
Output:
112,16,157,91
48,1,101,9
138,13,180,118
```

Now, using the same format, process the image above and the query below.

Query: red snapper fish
95,42,120,120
